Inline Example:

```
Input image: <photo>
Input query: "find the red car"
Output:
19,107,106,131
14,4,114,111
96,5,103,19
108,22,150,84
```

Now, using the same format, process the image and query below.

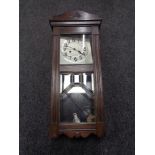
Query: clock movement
49,10,105,138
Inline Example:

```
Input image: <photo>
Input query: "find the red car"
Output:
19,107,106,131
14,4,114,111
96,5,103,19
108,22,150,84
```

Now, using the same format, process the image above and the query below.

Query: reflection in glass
60,73,95,123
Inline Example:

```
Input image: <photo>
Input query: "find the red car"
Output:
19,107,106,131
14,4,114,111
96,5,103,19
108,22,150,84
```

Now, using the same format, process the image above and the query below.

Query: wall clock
49,10,105,138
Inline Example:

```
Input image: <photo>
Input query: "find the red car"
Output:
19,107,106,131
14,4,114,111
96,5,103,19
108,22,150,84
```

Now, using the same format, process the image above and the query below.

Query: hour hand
77,50,85,56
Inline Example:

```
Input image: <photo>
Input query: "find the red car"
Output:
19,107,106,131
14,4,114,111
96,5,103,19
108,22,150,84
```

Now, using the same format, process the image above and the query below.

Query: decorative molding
60,130,96,138
50,10,102,21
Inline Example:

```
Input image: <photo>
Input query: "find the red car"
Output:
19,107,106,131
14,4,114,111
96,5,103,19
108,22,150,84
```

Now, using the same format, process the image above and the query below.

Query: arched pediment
51,10,102,21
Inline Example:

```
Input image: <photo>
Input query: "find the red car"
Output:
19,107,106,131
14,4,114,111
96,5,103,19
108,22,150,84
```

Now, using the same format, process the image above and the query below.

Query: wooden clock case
49,10,105,138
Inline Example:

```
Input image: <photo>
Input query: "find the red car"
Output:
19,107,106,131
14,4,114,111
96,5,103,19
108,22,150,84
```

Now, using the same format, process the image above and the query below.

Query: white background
136,0,155,154
0,0,155,154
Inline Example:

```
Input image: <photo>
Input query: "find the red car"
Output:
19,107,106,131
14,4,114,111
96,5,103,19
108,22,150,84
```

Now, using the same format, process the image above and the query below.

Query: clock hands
66,45,86,56
77,50,86,56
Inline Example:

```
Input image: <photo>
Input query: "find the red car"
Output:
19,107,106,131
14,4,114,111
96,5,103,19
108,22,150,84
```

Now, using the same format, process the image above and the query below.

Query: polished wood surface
50,10,102,21
60,64,93,73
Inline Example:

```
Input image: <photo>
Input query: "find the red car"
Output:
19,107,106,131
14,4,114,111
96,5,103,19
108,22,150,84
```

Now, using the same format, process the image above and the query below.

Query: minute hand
77,50,85,56
67,46,85,55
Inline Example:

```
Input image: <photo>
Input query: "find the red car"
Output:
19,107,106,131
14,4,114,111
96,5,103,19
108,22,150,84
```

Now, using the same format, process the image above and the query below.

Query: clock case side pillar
49,27,60,138
92,26,105,137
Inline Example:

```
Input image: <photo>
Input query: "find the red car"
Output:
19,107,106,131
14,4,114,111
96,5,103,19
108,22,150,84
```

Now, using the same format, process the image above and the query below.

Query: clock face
60,35,93,64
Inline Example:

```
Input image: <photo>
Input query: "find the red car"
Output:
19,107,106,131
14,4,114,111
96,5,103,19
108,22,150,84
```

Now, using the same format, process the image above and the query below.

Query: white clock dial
60,35,93,64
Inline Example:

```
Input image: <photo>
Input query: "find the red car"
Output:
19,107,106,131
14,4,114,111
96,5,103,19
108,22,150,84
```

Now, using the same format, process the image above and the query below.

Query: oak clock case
49,11,105,138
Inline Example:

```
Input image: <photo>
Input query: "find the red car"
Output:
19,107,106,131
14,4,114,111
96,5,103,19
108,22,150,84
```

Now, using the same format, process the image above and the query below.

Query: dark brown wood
59,123,96,130
50,11,102,30
60,130,96,138
53,26,92,35
50,10,102,21
49,10,105,138
60,64,93,73
49,34,60,138
52,26,99,35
